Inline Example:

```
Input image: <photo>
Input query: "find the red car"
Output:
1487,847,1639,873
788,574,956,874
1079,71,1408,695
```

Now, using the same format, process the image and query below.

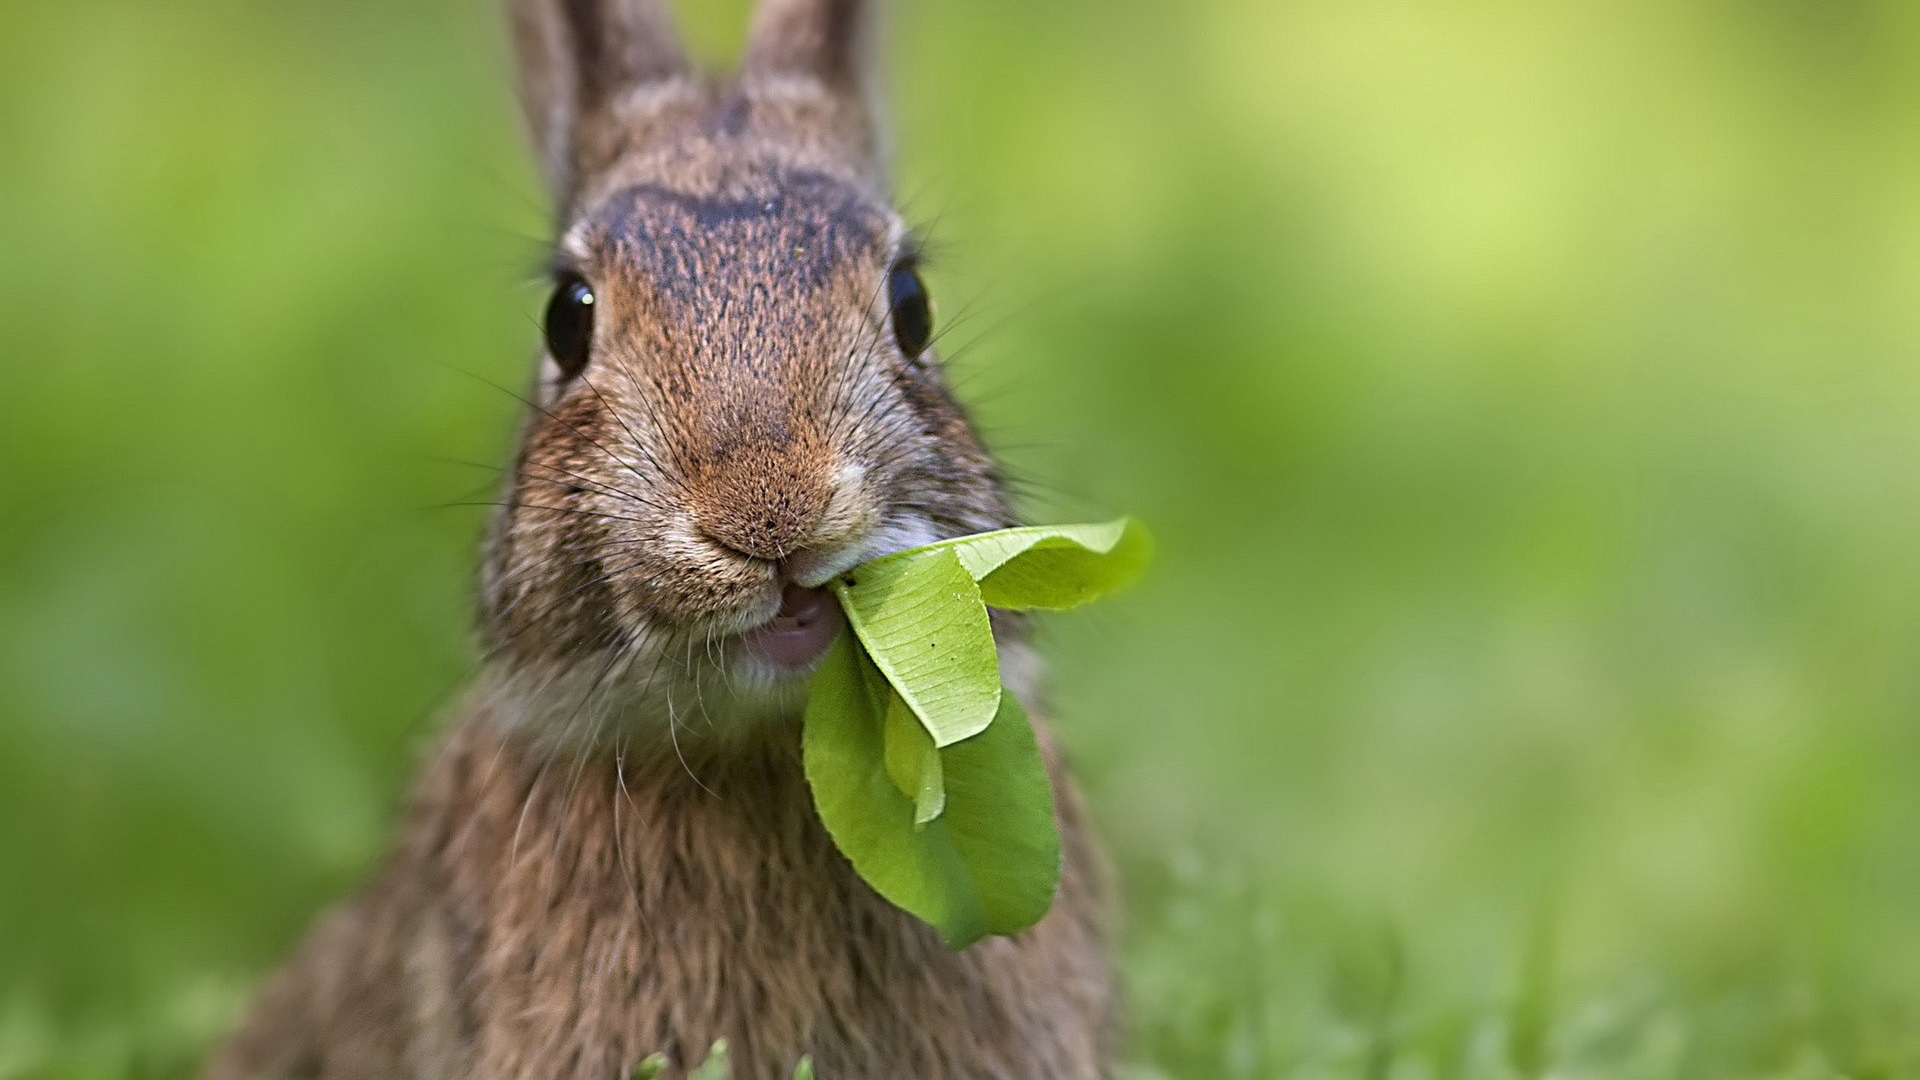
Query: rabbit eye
543,273,595,380
888,263,933,359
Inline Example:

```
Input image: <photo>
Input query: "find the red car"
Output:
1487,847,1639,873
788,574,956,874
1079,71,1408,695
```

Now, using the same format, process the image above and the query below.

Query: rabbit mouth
722,515,942,679
733,584,845,673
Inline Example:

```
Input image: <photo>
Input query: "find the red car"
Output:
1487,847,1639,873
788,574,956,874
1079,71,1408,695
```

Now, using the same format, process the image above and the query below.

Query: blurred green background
5,0,1920,1076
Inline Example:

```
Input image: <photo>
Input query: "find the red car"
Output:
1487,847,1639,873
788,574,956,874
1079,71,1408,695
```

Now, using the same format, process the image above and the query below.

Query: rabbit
201,1,1118,1078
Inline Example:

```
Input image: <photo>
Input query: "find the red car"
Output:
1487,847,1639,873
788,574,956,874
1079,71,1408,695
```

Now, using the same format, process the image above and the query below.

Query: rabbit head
480,0,1016,745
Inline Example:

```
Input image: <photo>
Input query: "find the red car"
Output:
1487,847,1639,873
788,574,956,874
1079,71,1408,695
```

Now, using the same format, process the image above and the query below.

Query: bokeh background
6,0,1920,1076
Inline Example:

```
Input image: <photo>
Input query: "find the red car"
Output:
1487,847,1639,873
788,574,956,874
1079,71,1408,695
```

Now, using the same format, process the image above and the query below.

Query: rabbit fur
204,2,1118,1078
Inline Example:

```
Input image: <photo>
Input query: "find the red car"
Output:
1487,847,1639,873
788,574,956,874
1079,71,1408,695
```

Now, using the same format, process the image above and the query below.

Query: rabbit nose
695,459,875,569
685,434,826,558
692,457,841,562
697,493,826,562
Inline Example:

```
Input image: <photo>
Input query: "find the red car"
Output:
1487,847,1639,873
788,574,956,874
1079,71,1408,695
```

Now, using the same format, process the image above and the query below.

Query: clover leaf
802,518,1150,948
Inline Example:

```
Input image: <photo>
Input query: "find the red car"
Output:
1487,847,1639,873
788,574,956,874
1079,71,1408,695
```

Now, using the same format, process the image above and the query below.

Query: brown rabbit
202,1,1117,1078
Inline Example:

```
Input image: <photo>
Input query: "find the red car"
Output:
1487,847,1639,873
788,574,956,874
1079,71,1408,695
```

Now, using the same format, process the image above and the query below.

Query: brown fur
205,709,1113,1080
205,2,1118,1077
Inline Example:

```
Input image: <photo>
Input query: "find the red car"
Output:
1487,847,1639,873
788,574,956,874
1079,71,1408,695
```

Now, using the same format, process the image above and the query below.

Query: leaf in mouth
802,518,1151,948
803,636,1061,948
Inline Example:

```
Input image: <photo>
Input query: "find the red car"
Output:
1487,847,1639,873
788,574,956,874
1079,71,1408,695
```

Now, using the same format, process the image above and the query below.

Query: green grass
5,0,1920,1077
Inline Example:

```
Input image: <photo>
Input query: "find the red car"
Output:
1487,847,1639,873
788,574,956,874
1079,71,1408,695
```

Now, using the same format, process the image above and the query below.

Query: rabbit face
478,88,1012,744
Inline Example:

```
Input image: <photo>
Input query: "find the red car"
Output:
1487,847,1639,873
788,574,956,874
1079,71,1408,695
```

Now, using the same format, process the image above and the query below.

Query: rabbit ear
509,0,690,200
741,0,883,148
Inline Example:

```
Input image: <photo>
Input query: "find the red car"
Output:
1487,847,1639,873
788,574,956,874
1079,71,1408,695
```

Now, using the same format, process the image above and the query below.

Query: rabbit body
204,714,1113,1080
206,1,1118,1077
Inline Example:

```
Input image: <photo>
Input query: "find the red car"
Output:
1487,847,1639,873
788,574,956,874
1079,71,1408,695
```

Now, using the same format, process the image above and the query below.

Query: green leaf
804,636,988,944
803,517,1145,947
869,518,1152,611
882,688,945,827
688,1041,730,1080
936,689,1062,936
804,637,1061,948
792,1056,816,1080
632,1053,669,1080
832,546,1001,747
